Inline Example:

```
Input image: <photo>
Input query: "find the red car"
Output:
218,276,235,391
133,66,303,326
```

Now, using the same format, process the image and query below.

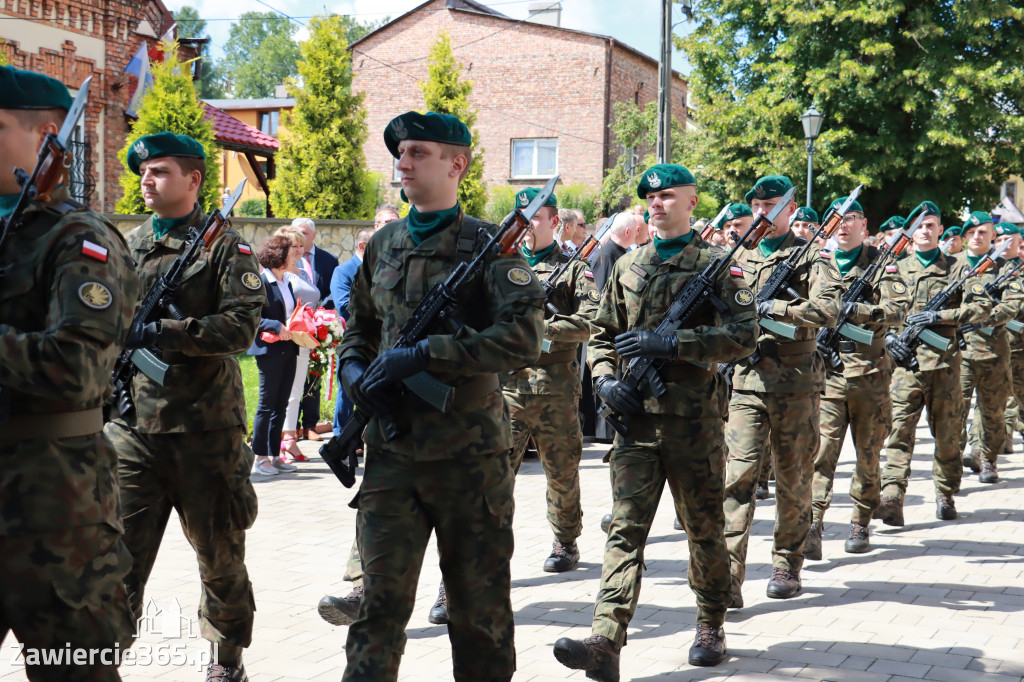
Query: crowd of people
4,61,1023,682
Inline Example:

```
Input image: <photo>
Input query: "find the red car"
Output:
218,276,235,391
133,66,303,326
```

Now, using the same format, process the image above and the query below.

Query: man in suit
292,217,339,441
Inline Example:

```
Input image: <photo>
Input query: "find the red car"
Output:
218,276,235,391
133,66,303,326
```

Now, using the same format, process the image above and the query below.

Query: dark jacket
248,271,300,357
309,246,340,309
330,254,361,322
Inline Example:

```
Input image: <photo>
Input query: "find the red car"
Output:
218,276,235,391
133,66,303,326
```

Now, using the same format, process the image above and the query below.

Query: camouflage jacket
732,231,842,393
822,245,910,378
337,213,545,460
589,233,758,420
1004,260,1024,352
0,191,139,534
113,206,263,434
894,250,991,372
501,246,598,396
952,252,1021,362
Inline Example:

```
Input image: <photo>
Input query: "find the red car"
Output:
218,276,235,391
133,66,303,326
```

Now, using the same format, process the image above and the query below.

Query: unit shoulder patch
78,282,113,310
735,289,754,306
241,272,262,290
507,267,533,286
890,280,908,295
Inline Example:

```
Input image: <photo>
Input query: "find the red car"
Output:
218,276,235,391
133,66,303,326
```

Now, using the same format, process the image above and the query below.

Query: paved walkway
4,415,1024,681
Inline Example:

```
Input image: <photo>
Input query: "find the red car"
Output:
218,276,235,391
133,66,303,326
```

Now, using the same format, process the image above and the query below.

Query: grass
237,354,336,436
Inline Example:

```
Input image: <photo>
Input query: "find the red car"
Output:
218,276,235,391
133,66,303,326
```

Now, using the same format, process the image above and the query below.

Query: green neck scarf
522,242,556,267
834,244,863,278
0,193,19,219
408,203,459,245
966,251,986,269
653,231,694,261
153,204,198,239
916,247,940,268
758,233,788,257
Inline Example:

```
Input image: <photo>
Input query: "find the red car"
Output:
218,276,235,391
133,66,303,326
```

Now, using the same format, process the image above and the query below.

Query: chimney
274,83,288,98
527,1,562,27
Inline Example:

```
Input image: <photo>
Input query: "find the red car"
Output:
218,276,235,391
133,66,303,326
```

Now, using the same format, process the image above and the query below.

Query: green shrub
558,182,600,223
237,198,267,218
485,185,516,224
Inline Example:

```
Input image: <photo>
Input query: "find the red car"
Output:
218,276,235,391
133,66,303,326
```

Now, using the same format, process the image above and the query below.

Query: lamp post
656,0,692,164
801,107,824,207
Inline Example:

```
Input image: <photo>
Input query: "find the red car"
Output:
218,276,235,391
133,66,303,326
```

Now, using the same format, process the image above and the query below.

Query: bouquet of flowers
308,307,346,398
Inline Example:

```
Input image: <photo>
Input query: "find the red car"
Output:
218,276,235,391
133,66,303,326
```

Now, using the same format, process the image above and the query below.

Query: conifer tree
420,31,487,216
116,41,221,214
270,14,374,220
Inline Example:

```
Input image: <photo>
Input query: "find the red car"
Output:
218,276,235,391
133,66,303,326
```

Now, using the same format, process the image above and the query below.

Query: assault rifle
543,213,615,317
0,76,92,424
105,180,247,420
319,174,559,487
957,254,1024,340
889,240,1009,372
816,212,924,371
597,188,795,437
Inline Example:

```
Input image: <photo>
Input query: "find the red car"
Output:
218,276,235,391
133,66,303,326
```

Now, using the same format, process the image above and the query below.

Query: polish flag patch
238,243,252,255
886,264,898,273
819,251,832,258
584,270,594,279
82,240,108,262
730,265,744,277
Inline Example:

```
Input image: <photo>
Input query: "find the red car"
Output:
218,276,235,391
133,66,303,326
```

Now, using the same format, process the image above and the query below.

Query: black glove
885,333,912,364
341,360,389,417
756,300,774,317
125,321,160,349
595,375,643,415
360,339,430,397
840,301,862,319
906,311,941,327
614,331,677,359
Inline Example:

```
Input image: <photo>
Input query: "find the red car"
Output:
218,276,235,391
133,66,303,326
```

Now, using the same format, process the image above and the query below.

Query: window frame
510,137,559,179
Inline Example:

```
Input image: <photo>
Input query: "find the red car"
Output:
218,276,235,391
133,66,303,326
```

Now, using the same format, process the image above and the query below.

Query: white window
259,111,279,137
1004,181,1018,205
511,138,558,178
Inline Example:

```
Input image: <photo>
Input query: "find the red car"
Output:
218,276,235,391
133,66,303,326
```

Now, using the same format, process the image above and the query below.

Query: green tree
222,12,300,98
682,0,1024,225
116,41,221,214
270,14,374,220
420,31,487,216
174,5,226,99
338,15,389,45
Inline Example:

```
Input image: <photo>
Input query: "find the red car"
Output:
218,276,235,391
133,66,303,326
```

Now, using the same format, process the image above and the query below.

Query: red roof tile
202,102,279,152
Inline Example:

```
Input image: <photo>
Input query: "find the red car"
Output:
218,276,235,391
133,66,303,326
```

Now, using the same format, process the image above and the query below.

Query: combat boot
428,582,448,625
766,567,801,599
936,493,957,520
543,539,580,572
673,516,685,532
803,522,823,560
553,634,620,682
688,624,727,667
317,585,362,626
875,495,904,527
600,513,612,534
963,451,981,474
844,522,870,554
205,662,247,682
755,481,769,500
728,575,743,609
980,460,1000,484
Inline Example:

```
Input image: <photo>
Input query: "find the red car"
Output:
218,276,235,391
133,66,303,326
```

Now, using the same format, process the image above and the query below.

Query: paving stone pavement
4,414,1024,681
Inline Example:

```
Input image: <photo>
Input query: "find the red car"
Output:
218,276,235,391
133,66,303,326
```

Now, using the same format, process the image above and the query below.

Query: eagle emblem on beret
725,210,735,220
755,184,766,198
518,193,529,207
646,172,662,189
971,215,979,225
390,118,408,140
133,141,149,160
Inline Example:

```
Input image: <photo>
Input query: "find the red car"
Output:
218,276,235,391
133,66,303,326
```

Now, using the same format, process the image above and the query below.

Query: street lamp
801,107,824,207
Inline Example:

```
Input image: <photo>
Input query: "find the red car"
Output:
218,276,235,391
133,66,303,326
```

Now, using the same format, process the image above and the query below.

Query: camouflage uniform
956,254,1022,465
587,233,757,644
338,212,544,682
881,251,992,500
0,190,140,681
503,247,598,544
724,231,841,584
812,249,909,526
1004,271,1024,442
104,206,263,654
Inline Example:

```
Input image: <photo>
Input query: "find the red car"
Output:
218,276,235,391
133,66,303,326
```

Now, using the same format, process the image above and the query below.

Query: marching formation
2,64,1023,682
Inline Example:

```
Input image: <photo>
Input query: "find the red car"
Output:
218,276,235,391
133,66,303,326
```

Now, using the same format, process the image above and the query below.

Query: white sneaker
253,460,279,476
273,456,297,472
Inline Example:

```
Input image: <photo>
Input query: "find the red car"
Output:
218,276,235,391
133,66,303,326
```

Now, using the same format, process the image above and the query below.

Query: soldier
997,223,1024,446
553,164,758,678
0,65,140,682
790,206,820,244
721,202,753,249
336,111,544,682
105,133,264,681
722,175,841,606
880,202,992,524
805,197,909,559
940,225,963,255
879,216,906,249
503,186,598,571
956,213,1021,483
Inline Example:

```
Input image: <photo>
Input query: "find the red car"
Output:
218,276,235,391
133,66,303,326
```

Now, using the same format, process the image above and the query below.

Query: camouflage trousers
592,413,729,646
812,372,891,526
882,364,964,498
505,390,584,542
1,524,135,682
344,448,516,682
1005,350,1024,442
106,423,258,648
724,389,819,583
960,356,1010,464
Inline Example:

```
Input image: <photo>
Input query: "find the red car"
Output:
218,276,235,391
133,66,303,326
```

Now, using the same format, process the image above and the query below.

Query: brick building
350,0,687,203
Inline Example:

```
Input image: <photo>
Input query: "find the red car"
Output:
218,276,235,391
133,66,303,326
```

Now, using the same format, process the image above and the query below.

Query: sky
162,0,695,77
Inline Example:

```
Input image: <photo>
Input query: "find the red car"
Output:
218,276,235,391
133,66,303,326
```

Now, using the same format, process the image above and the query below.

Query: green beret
879,215,906,232
908,200,941,222
384,111,471,159
940,226,962,241
127,132,206,175
636,163,696,199
962,210,993,231
0,65,73,111
744,174,795,204
723,203,753,222
829,196,863,216
995,222,1021,237
794,206,820,223
515,186,557,210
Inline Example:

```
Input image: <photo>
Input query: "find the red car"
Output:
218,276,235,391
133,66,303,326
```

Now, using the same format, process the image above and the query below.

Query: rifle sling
0,407,103,441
